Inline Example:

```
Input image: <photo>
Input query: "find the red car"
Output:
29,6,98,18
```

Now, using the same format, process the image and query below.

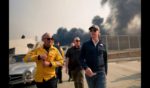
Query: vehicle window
9,54,25,64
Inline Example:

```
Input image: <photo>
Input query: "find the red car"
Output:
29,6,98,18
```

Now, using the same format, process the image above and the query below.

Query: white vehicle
9,54,36,85
9,38,37,86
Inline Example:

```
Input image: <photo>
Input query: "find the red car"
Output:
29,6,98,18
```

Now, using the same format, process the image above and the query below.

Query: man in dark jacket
79,25,108,88
65,37,84,88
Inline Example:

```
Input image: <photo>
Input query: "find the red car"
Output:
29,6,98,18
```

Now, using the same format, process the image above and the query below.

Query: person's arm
60,48,65,58
23,49,39,62
79,43,96,77
60,48,65,67
79,43,88,70
50,49,64,68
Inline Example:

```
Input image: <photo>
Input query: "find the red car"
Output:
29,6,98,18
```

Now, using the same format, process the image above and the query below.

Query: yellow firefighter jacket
23,45,63,82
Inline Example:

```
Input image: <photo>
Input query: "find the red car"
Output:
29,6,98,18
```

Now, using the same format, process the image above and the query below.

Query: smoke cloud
52,27,90,46
101,0,141,35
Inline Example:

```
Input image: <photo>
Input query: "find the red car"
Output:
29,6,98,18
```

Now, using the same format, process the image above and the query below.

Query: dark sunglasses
90,29,98,32
76,40,80,42
44,38,54,41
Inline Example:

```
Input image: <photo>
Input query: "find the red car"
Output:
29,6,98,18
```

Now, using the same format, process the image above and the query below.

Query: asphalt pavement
10,57,141,88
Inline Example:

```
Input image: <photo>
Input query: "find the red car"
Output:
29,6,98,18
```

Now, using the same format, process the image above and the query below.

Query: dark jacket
79,39,108,75
65,46,82,70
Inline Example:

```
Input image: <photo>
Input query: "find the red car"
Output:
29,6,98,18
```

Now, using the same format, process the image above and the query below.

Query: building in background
9,38,37,54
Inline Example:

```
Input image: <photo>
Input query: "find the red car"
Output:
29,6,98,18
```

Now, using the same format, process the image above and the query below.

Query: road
10,59,141,88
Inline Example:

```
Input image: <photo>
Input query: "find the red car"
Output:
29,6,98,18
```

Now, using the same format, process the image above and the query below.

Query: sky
9,0,110,40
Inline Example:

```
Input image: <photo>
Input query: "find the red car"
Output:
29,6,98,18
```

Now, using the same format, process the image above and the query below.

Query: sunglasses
90,29,98,32
44,38,54,41
76,40,80,42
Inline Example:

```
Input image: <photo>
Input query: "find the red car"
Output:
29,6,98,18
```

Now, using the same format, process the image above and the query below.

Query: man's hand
85,67,96,77
39,54,47,61
42,61,51,67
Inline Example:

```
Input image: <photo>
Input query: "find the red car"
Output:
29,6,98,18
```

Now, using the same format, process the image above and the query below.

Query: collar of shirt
92,39,99,47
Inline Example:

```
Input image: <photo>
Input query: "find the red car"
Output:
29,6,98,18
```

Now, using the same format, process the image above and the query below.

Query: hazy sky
9,0,110,40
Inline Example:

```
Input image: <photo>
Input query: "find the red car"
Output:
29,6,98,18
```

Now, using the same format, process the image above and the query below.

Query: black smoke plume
52,27,90,46
101,0,141,35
